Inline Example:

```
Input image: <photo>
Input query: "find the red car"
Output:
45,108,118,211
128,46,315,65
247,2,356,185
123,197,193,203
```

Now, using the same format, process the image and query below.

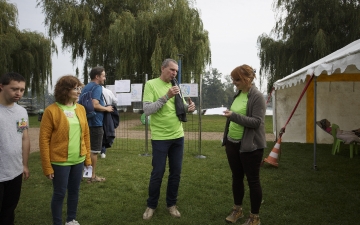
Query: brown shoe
168,205,181,218
225,205,243,223
143,207,155,220
242,213,260,225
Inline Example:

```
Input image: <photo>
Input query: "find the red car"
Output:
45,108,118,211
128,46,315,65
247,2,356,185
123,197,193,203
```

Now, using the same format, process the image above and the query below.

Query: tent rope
279,74,315,138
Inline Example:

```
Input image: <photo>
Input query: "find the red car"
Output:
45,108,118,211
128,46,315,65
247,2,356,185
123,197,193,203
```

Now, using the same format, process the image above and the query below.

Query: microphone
170,78,177,86
171,78,182,97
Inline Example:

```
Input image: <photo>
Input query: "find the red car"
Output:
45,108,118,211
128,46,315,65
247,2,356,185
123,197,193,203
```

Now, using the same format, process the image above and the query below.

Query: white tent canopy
274,39,360,90
273,39,360,145
272,39,360,168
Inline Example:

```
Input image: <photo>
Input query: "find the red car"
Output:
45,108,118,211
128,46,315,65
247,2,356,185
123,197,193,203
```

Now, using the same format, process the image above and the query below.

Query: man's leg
147,140,171,209
89,126,104,180
101,146,106,154
166,137,184,207
101,146,106,158
0,174,23,225
90,153,98,177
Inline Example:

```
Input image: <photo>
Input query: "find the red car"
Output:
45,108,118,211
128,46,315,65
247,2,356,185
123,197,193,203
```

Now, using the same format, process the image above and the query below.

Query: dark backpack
78,84,97,118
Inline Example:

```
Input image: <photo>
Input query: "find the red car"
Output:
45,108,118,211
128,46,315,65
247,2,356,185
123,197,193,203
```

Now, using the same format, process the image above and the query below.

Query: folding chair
331,124,358,158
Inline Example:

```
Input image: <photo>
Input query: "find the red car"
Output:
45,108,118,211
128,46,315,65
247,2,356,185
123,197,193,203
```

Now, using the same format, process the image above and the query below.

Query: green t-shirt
228,92,248,140
143,78,184,140
52,103,85,165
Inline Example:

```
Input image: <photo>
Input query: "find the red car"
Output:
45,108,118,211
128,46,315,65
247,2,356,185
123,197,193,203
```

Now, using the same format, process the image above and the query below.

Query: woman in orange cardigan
39,75,91,225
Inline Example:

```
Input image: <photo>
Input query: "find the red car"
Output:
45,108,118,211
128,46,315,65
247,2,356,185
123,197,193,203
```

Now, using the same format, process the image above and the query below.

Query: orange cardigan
39,103,91,175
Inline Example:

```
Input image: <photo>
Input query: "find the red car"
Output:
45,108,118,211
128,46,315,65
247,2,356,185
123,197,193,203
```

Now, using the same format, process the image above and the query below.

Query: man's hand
105,105,114,112
167,86,180,99
23,166,30,180
187,98,196,112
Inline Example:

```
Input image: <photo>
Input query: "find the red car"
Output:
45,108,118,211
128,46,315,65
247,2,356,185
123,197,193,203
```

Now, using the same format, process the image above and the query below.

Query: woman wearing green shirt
222,65,266,225
40,75,91,225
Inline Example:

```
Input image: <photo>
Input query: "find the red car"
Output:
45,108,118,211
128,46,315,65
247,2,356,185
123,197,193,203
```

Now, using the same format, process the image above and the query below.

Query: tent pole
313,76,318,170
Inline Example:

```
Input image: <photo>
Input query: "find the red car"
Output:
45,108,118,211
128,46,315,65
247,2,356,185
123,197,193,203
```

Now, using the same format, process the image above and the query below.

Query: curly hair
54,75,83,105
230,64,256,89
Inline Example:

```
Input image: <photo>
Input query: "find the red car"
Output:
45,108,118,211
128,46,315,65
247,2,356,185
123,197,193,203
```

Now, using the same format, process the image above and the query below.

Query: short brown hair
54,75,83,105
89,67,105,80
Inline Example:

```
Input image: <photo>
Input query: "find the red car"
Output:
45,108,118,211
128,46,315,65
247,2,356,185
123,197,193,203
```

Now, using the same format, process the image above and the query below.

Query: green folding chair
331,123,358,158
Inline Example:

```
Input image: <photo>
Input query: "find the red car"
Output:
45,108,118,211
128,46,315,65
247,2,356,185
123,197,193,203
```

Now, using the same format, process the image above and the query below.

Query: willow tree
0,0,53,95
257,0,360,92
38,0,211,84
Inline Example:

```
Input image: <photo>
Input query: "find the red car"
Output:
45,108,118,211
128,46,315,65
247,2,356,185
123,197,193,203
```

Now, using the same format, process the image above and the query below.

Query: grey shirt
0,103,28,182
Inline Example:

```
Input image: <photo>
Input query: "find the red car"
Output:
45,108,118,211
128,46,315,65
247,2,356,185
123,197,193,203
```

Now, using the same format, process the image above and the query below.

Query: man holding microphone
142,58,195,220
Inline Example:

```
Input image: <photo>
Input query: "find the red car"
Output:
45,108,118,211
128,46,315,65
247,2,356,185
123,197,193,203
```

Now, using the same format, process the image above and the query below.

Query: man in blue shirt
80,67,113,182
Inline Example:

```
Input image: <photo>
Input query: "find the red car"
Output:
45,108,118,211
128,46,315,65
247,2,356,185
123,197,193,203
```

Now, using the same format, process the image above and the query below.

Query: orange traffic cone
263,138,281,167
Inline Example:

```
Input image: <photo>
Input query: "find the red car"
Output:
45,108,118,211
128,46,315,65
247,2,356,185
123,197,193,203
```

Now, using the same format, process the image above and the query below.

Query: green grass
29,114,41,128
16,140,360,224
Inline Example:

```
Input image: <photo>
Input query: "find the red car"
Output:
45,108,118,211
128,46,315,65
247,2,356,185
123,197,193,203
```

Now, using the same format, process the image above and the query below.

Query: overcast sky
9,0,275,91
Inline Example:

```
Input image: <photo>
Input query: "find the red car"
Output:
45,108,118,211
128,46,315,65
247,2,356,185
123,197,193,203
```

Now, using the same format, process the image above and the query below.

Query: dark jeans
0,174,22,225
51,163,83,225
225,141,264,214
147,137,184,209
101,146,106,154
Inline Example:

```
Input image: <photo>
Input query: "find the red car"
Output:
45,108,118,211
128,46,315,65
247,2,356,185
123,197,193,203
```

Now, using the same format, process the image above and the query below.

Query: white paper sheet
179,83,198,97
204,107,227,115
117,93,132,106
131,83,143,102
115,80,130,93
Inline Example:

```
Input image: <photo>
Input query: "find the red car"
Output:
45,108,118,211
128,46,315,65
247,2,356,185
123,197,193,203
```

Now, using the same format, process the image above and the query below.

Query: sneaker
101,153,106,158
65,219,80,225
242,213,260,225
225,205,243,223
143,207,155,220
168,205,181,218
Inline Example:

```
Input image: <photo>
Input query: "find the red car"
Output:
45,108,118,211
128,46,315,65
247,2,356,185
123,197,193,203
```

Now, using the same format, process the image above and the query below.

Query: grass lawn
15,140,360,224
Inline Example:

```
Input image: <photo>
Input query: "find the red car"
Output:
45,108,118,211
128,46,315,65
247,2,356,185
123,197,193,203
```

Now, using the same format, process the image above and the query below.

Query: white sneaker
101,153,106,158
65,219,80,225
143,207,155,220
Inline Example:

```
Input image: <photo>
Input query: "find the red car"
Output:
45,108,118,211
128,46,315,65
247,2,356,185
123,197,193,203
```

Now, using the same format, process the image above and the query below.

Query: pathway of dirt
29,120,275,153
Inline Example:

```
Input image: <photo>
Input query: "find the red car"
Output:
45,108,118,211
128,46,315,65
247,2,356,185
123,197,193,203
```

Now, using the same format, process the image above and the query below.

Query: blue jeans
0,174,22,225
51,163,83,225
147,137,184,209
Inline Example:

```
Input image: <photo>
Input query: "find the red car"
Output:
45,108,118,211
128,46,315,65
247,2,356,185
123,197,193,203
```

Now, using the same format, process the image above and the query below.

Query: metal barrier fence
110,110,224,158
108,91,229,158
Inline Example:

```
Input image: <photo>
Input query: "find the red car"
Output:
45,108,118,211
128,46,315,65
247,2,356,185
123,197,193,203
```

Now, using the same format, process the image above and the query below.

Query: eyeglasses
73,87,82,92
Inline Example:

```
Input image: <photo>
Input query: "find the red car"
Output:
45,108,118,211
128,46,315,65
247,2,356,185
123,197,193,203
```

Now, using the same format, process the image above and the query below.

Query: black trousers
225,141,263,214
0,173,23,225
